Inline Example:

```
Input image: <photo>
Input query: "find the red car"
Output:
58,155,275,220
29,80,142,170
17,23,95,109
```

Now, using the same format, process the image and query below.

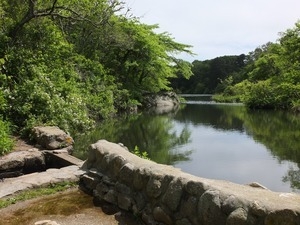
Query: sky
122,0,300,61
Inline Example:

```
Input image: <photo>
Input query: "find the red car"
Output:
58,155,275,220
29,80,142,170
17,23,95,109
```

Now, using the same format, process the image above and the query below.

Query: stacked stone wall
80,140,300,225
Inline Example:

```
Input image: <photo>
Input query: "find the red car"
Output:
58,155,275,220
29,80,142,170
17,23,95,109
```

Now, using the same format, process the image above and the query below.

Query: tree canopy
171,54,246,94
0,0,194,154
215,22,300,110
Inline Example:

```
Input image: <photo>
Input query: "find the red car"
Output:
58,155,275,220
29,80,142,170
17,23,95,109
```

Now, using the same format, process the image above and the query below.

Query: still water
74,95,300,193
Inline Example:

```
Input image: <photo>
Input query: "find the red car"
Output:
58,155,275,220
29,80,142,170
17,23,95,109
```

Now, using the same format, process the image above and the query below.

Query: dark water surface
74,95,300,193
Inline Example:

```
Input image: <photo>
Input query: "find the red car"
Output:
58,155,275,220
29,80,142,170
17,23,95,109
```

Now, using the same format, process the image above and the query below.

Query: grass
0,181,77,209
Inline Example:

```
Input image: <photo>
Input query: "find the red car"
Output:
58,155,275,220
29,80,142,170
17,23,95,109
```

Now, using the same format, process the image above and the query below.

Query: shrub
213,80,251,103
0,88,7,113
8,69,93,135
244,81,300,109
0,118,14,155
292,99,300,112
133,145,150,160
244,80,277,109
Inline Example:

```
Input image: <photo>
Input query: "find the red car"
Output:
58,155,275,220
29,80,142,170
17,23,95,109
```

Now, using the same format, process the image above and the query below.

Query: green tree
0,0,195,146
247,43,282,81
214,21,300,110
70,16,194,99
172,55,246,94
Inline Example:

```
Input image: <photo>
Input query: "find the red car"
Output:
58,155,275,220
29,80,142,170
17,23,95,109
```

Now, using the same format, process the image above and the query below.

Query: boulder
31,126,74,150
142,92,180,114
0,148,45,178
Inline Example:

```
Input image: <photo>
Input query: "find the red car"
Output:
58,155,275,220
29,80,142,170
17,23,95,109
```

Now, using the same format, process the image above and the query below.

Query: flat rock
0,165,85,198
0,148,45,175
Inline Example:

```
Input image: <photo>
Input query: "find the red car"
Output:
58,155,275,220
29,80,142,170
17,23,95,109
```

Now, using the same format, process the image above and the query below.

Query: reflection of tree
174,103,246,132
73,98,300,191
73,114,192,165
175,100,300,191
169,148,193,164
235,109,300,191
283,166,300,191
242,110,300,164
73,114,138,160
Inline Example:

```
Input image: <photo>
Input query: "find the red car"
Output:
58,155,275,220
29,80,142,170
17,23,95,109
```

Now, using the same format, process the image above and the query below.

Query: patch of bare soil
0,188,142,225
12,137,36,152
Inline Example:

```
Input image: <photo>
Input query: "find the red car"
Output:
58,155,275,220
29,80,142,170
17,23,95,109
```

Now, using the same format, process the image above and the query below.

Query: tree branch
8,0,124,40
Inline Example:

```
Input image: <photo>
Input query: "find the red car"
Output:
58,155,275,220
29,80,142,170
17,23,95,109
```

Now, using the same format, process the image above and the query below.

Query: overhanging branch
8,0,122,40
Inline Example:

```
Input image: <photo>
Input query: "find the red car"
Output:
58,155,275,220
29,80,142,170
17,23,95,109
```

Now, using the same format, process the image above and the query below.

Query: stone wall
80,140,300,225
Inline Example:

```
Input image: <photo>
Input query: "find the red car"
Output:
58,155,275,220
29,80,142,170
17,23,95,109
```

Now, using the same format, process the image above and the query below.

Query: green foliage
215,22,300,110
74,56,117,120
0,88,7,113
247,43,282,81
0,118,14,155
292,99,300,112
212,94,242,103
243,80,276,109
172,55,246,94
245,81,300,109
9,74,93,134
213,80,252,103
4,26,94,133
0,0,193,136
133,145,150,160
90,18,194,98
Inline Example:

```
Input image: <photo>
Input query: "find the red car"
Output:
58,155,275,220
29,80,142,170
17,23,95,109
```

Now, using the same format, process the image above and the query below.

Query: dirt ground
12,136,36,152
0,188,142,225
0,138,143,225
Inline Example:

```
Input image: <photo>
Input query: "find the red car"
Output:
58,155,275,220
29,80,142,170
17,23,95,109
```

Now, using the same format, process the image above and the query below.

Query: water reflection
175,103,246,132
73,114,192,164
74,95,300,192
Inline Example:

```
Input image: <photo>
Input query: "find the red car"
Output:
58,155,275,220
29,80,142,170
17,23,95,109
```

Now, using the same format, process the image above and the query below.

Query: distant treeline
171,54,246,94
172,22,300,111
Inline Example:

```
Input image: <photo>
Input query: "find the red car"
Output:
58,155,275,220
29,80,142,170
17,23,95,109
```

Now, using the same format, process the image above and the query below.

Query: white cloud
123,0,300,61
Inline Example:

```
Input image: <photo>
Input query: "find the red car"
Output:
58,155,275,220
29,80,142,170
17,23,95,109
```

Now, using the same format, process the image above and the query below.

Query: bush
213,80,251,103
0,88,7,113
244,81,300,109
8,69,93,135
292,99,300,112
0,118,14,155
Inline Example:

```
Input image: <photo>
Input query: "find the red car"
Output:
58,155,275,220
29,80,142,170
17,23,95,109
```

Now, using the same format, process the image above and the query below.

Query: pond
74,95,300,193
